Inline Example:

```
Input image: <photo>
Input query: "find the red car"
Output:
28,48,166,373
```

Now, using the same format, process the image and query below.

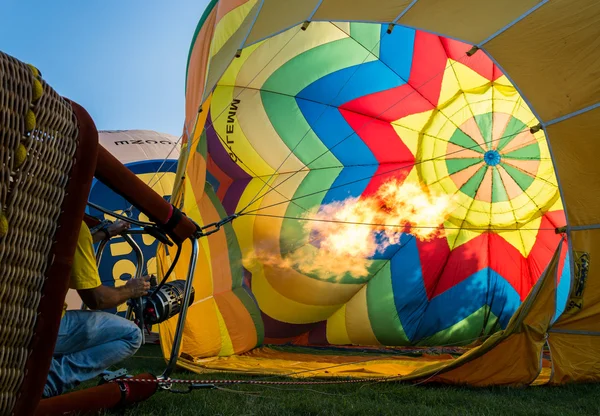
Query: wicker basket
0,51,98,416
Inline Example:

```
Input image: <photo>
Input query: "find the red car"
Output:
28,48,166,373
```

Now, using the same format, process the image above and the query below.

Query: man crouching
43,220,150,397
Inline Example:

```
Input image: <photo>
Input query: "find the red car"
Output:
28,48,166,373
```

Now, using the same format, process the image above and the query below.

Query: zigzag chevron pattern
203,21,571,346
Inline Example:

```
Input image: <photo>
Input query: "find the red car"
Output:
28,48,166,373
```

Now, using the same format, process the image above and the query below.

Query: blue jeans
43,310,142,397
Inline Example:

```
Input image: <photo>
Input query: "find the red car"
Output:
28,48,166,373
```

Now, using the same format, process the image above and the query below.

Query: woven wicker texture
0,51,78,414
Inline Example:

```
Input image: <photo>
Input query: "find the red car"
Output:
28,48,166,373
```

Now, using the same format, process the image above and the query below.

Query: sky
0,0,210,137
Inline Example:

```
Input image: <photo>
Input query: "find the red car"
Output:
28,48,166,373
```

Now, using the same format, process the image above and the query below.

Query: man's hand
91,219,132,244
79,276,152,310
106,219,131,237
125,275,151,298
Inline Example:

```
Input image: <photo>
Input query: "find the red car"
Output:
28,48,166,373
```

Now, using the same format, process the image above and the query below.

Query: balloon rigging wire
145,133,185,190
241,212,560,232
87,201,155,227
212,129,313,215
240,126,541,216
253,363,446,397
233,357,454,397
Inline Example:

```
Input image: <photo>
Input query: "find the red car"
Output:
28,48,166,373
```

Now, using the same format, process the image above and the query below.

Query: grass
79,344,600,416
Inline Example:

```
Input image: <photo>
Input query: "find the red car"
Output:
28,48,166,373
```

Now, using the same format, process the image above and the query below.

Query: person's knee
131,326,142,351
107,314,142,350
124,320,142,352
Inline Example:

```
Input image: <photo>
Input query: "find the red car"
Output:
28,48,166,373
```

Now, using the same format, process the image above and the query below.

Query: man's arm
78,275,150,310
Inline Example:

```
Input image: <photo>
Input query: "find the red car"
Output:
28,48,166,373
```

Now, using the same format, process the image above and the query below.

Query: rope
109,333,492,396
111,375,398,386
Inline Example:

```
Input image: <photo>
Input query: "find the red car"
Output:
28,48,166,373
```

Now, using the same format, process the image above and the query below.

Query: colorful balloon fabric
197,22,572,347
168,11,576,362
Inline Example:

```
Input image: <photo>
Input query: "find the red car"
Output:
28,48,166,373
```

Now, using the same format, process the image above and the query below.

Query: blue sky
0,0,210,137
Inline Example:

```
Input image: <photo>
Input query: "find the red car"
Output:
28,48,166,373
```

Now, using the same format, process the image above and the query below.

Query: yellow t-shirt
62,221,102,316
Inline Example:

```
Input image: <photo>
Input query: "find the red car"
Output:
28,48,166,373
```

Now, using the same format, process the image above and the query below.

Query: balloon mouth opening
484,150,501,166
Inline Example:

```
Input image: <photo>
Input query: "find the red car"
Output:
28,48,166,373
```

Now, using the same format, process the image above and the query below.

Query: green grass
83,344,600,416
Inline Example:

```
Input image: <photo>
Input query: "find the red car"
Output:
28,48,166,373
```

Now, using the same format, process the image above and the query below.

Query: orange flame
249,180,454,279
